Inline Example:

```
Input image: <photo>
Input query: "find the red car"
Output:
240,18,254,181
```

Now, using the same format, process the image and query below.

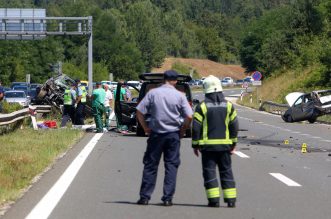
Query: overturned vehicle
36,74,92,115
281,90,331,123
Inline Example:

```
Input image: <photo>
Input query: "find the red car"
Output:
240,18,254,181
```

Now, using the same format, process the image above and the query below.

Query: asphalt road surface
2,90,331,219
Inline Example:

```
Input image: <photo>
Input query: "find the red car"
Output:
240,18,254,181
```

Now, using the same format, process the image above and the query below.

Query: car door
114,82,140,127
291,95,314,121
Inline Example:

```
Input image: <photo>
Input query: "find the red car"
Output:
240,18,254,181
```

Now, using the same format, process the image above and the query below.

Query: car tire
308,118,317,123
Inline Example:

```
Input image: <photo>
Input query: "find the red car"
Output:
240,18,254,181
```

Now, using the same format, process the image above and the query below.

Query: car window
294,96,303,106
5,92,25,98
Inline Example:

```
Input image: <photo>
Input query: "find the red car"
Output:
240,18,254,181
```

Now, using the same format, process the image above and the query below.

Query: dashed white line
234,151,250,158
269,173,302,187
25,133,104,219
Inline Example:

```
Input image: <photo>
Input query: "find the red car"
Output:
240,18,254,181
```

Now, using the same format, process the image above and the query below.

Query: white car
127,81,141,90
221,77,234,86
4,90,31,107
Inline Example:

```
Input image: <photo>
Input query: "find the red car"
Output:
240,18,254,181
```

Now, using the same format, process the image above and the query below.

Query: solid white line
25,133,104,219
269,173,302,187
234,151,250,158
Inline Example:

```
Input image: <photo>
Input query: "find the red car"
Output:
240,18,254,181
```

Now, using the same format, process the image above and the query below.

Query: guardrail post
29,105,38,130
250,94,253,104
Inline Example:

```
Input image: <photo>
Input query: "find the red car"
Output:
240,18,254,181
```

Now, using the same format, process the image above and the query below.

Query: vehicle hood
285,92,305,107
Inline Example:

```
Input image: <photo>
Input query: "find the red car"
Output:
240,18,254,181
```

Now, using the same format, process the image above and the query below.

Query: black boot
208,202,220,207
227,202,236,208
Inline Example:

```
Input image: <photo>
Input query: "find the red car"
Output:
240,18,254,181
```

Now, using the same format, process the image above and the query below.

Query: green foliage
0,0,329,91
1,102,23,114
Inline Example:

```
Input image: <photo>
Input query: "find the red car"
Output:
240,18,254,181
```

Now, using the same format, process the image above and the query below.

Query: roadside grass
0,128,83,206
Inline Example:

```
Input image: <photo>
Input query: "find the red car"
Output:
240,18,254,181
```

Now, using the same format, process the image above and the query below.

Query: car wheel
308,118,317,123
287,115,293,123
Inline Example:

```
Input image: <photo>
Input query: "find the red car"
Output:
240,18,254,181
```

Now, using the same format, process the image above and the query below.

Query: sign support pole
88,16,93,96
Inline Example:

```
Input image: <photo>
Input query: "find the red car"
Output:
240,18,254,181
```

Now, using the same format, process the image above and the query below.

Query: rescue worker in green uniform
60,83,76,127
92,82,106,133
192,75,239,208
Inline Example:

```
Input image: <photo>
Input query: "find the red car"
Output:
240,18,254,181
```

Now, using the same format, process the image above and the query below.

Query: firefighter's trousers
201,150,237,203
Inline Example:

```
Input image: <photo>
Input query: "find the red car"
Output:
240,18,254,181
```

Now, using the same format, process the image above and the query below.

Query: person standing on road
74,79,87,125
60,83,77,127
103,84,113,130
0,80,4,113
192,75,239,208
92,82,106,133
114,80,128,133
136,70,193,206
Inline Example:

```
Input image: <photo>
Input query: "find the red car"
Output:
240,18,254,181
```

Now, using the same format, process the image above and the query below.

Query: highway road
2,90,331,219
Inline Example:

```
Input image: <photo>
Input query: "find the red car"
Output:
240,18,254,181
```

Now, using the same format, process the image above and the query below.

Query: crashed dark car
37,74,76,108
36,74,92,115
114,73,193,136
281,90,331,123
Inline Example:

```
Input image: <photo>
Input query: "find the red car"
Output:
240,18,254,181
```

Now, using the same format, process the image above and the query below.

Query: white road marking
234,151,250,158
311,136,322,139
291,131,301,134
321,140,331,143
269,173,302,187
300,133,310,136
25,133,104,219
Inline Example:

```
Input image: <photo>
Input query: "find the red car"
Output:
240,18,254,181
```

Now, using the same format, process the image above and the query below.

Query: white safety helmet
203,75,223,94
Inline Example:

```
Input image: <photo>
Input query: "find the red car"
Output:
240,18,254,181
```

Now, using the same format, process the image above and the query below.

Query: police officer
92,82,106,133
74,79,87,125
136,70,193,206
60,83,76,127
192,75,239,208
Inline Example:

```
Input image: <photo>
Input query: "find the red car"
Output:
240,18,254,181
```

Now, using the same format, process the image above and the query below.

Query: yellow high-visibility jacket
192,92,239,151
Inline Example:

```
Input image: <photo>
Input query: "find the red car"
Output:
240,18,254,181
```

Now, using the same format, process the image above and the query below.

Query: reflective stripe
197,139,233,145
230,110,237,121
194,112,203,123
225,102,232,140
206,188,220,198
81,86,87,103
63,89,72,105
223,188,237,199
200,102,208,141
231,138,238,143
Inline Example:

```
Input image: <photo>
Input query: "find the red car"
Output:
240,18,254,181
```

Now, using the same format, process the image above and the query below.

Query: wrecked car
36,74,92,115
282,90,331,123
36,74,76,108
114,73,193,136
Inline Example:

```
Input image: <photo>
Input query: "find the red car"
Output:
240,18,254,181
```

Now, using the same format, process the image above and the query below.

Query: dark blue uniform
136,83,193,203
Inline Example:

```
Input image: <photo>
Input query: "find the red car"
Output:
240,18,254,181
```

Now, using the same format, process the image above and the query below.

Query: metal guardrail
0,105,52,126
259,101,289,115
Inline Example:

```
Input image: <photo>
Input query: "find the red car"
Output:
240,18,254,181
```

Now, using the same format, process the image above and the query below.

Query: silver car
4,90,31,107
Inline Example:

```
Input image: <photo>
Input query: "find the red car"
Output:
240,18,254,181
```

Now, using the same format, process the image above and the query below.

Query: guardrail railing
0,105,52,126
259,101,289,115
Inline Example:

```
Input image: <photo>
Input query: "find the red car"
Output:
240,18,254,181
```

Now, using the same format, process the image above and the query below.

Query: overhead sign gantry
0,8,94,94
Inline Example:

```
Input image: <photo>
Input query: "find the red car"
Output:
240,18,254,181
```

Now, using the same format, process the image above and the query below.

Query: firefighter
192,75,239,208
74,79,87,125
60,83,76,127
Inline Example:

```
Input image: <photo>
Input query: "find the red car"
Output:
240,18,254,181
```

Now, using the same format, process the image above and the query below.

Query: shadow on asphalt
104,201,227,208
